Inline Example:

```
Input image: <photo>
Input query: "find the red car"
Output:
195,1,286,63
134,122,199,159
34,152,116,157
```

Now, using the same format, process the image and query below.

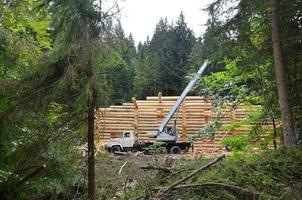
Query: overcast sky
119,0,214,44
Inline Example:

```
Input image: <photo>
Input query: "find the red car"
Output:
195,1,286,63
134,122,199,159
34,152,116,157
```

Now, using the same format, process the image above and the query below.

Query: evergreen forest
0,0,301,199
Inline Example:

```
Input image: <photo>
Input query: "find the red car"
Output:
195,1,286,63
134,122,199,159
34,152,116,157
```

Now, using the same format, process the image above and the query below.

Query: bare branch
156,182,259,198
155,155,225,199
18,164,46,186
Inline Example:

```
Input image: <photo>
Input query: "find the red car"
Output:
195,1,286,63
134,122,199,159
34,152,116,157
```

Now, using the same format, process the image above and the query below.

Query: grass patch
127,147,302,200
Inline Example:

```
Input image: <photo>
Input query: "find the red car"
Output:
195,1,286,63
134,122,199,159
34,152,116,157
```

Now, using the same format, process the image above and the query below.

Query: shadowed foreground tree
47,1,119,199
0,0,121,199
271,0,296,147
196,0,301,147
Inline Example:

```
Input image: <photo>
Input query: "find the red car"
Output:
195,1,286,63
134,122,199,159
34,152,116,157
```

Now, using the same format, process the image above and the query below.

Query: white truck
105,130,191,154
105,62,208,154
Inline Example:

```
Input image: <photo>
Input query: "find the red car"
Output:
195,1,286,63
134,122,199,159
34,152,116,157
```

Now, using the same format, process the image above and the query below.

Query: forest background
0,0,301,199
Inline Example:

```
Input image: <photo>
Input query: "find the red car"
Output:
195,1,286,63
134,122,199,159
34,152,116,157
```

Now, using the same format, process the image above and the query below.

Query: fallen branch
156,182,259,197
114,151,128,155
141,165,171,173
155,155,225,198
18,164,46,186
124,176,129,200
118,162,128,174
134,151,143,156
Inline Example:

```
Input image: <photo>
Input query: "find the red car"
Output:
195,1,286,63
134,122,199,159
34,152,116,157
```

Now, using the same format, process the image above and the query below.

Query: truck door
122,132,133,148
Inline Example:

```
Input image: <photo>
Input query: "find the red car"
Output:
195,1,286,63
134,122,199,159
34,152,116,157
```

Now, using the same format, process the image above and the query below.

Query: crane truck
105,62,208,154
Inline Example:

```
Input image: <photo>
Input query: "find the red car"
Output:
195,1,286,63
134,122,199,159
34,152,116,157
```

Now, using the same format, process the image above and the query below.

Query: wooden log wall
95,94,261,155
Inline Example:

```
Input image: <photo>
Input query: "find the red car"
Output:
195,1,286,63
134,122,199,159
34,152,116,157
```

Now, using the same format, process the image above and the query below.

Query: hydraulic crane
147,61,208,142
106,61,208,154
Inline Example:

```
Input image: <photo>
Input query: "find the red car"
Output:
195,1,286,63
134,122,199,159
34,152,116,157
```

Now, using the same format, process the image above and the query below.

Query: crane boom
158,62,208,133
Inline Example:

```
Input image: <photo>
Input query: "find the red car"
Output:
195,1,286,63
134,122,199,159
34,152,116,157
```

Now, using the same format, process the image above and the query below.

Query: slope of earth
95,148,302,200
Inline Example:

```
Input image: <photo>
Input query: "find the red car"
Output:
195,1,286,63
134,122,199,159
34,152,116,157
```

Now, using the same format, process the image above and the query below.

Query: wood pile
95,94,261,155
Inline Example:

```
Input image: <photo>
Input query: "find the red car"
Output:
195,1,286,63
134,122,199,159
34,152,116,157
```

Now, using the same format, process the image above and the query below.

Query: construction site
95,93,260,156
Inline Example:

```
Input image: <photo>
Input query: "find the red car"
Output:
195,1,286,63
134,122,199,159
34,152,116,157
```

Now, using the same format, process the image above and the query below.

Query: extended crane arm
158,61,208,132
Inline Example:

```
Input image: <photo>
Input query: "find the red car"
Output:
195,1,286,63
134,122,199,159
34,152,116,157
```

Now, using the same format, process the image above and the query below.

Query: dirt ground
94,152,199,199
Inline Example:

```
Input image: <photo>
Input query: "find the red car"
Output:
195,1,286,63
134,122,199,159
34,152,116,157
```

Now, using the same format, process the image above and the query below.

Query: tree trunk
271,0,296,147
87,62,96,200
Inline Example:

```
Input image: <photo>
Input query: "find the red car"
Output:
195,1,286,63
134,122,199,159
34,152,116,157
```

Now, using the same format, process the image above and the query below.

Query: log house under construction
95,93,261,155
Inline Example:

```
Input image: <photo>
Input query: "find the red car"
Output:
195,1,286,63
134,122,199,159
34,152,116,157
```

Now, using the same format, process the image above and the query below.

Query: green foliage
105,22,137,105
2,0,51,48
129,148,302,200
193,148,302,200
195,0,302,144
133,13,196,98
17,143,85,199
0,0,122,199
222,135,249,151
1,0,301,199
190,118,222,142
143,142,167,155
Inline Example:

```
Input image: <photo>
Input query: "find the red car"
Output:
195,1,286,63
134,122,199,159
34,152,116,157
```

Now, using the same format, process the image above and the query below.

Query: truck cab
106,131,135,152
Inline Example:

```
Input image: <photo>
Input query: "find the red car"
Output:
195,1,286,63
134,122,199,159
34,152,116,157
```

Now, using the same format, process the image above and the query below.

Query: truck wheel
170,146,181,154
111,146,122,153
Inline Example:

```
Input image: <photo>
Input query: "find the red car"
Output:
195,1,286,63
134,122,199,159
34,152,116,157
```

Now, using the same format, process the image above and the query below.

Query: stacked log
95,95,261,155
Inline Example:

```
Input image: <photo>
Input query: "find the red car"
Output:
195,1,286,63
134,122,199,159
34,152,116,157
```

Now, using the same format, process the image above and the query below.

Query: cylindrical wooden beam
181,99,187,141
156,92,164,127
132,96,138,139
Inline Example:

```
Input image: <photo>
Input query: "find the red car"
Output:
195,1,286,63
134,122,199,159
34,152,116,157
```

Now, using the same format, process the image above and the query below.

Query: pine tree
134,14,196,97
0,0,119,199
199,0,302,146
133,41,152,98
106,21,137,105
271,0,296,146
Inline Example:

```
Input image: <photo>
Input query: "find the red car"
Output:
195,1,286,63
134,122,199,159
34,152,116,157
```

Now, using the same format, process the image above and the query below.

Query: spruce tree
198,0,302,146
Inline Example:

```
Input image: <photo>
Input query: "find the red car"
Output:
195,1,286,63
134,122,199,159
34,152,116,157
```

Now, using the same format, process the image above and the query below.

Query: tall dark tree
271,0,296,146
48,1,119,198
134,14,195,97
0,0,121,199
105,20,136,105
197,0,302,145
133,40,152,98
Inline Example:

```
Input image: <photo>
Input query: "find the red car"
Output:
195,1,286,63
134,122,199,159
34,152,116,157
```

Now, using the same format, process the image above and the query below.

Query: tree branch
155,155,225,198
156,182,259,198
18,164,46,186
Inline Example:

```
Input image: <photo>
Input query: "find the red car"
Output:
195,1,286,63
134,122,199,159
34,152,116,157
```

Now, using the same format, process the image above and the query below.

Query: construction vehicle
105,62,208,154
